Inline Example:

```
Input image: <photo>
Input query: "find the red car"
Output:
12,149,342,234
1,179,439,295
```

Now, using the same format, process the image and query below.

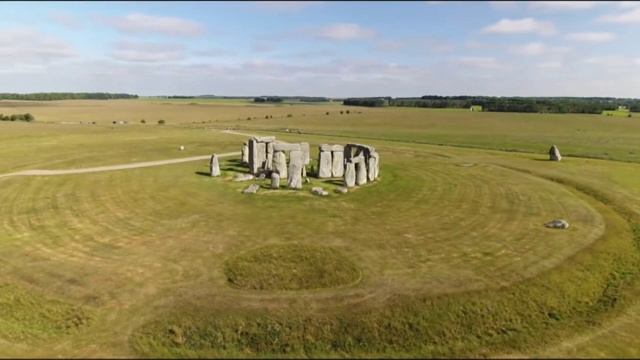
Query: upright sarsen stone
273,151,287,179
270,172,280,189
367,154,377,181
241,142,249,164
265,142,274,171
344,162,356,187
317,146,333,178
209,154,221,177
300,142,310,165
332,150,344,177
549,145,562,161
288,150,303,189
356,160,368,185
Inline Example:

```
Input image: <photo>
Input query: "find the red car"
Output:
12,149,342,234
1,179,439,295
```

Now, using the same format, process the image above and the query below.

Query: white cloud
619,1,640,9
635,58,640,66
48,11,83,30
302,23,377,41
483,18,557,36
537,61,563,69
254,1,324,12
192,48,234,57
565,32,615,42
529,1,602,10
110,41,186,62
509,42,570,56
374,37,454,53
455,57,503,69
102,13,205,37
0,27,77,63
598,8,640,23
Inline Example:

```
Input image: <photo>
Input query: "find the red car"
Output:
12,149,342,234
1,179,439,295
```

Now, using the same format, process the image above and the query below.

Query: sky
1,1,639,98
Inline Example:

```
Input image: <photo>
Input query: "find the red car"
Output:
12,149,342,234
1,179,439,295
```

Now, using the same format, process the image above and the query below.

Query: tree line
343,96,640,114
0,93,138,101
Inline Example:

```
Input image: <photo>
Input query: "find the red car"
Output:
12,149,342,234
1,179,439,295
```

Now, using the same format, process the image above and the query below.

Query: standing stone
300,142,310,165
256,142,267,171
344,162,356,187
372,152,380,179
270,172,280,189
273,151,287,179
317,148,333,178
367,155,377,181
302,165,306,177
332,150,344,177
549,145,562,161
288,150,303,189
344,144,353,165
209,154,221,177
356,160,368,185
241,143,249,164
248,138,259,174
265,142,274,171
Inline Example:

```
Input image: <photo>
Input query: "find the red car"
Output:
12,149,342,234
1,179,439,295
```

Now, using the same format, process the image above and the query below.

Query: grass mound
224,244,362,291
0,283,93,341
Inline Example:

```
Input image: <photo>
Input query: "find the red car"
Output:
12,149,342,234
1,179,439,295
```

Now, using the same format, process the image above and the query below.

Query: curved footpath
0,130,263,179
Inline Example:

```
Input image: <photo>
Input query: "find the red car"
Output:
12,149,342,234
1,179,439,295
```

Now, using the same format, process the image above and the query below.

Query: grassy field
1,99,640,358
602,109,634,117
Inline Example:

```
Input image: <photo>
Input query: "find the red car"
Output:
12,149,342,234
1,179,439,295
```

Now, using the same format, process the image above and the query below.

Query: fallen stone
311,187,324,195
242,184,260,194
233,173,254,182
334,187,348,194
544,219,569,229
209,154,221,177
270,172,280,189
321,191,329,196
549,145,562,161
258,173,266,180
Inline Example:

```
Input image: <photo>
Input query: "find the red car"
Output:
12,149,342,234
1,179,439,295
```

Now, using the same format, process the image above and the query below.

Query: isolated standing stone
270,172,280,189
273,151,287,179
332,150,344,177
242,184,260,194
356,160,368,185
317,148,333,178
209,154,221,177
241,143,249,164
288,150,303,189
344,162,356,187
549,145,562,161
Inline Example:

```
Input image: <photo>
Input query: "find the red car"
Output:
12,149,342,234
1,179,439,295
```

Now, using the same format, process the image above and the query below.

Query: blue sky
1,1,639,97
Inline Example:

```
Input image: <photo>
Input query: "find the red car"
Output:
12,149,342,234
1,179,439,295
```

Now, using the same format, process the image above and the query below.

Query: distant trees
0,113,34,122
254,97,283,103
0,92,138,100
158,119,166,125
343,96,640,115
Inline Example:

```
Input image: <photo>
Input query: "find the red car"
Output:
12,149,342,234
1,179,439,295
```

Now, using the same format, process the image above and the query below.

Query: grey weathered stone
300,142,310,165
334,187,348,194
242,184,260,194
258,173,266,180
253,136,276,143
367,155,377,181
302,165,306,177
209,154,221,177
317,149,333,178
233,173,254,182
356,160,368,185
287,150,303,189
330,144,344,152
256,142,266,171
265,142,274,171
241,143,249,164
549,145,562,161
321,191,329,196
544,219,569,229
272,143,301,152
319,144,333,152
371,152,380,179
344,162,356,187
332,150,344,177
311,187,324,195
349,154,365,164
270,172,280,189
273,151,287,179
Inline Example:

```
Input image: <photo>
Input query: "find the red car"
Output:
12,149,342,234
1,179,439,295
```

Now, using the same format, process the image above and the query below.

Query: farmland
1,98,640,358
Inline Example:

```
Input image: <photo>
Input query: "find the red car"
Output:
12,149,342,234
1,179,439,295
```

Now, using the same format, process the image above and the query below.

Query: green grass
602,109,632,116
224,244,362,291
2,101,640,357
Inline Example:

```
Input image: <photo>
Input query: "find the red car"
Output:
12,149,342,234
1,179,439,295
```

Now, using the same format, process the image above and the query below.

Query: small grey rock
334,187,348,194
242,184,260,194
311,187,324,196
258,173,266,180
544,219,569,229
321,191,329,196
233,174,254,182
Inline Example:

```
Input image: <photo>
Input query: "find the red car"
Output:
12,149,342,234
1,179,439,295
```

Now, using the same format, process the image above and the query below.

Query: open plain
1,98,640,358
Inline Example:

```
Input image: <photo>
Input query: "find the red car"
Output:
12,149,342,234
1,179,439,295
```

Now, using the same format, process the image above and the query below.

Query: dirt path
0,130,270,179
